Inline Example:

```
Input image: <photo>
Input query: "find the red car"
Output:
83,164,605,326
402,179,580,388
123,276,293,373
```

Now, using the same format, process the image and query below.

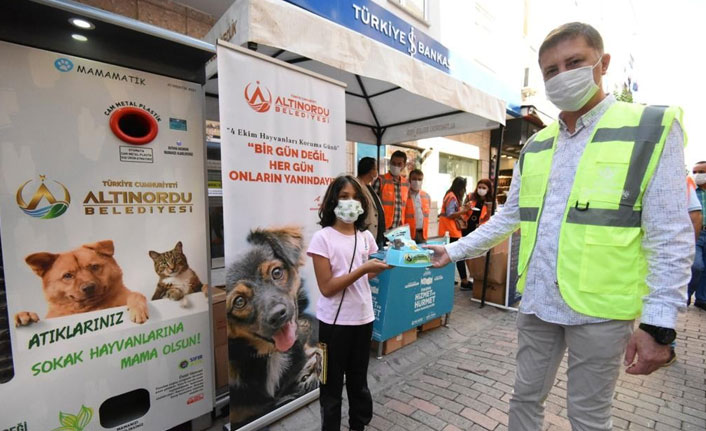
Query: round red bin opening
109,107,158,145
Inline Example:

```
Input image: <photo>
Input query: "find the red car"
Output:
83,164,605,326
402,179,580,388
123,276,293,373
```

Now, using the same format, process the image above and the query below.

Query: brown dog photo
226,226,322,427
13,240,148,326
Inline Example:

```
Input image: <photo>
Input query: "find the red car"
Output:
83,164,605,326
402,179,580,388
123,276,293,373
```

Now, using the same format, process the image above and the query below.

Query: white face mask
410,180,422,191
334,199,364,224
695,173,706,185
390,166,402,177
477,188,488,197
544,56,602,112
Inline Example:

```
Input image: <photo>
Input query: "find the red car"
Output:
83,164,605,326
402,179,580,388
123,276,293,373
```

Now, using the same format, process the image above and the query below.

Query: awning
205,0,508,145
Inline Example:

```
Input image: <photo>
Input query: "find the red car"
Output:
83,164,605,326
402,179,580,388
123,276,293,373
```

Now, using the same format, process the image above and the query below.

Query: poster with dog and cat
0,41,214,430
216,41,347,429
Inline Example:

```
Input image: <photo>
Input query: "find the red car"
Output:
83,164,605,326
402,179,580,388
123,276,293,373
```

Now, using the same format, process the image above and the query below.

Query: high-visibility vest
462,195,490,227
438,191,463,238
378,172,409,229
517,102,682,320
405,190,431,240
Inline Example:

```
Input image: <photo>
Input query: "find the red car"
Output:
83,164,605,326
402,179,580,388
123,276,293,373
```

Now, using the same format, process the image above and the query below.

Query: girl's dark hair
446,177,467,203
318,175,369,231
470,178,494,202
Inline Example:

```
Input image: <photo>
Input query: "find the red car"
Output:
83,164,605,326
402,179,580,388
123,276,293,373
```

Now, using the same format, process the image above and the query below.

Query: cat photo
149,241,205,307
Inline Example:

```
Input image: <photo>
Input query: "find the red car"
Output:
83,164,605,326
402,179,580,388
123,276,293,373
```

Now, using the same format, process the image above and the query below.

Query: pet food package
382,225,432,267
0,41,214,430
384,225,412,243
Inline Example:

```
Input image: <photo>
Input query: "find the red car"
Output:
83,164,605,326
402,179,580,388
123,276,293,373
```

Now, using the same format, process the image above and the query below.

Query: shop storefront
466,106,545,311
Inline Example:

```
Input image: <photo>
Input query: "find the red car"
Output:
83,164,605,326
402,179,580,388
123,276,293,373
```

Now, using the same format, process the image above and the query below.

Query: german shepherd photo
13,240,148,326
226,226,321,427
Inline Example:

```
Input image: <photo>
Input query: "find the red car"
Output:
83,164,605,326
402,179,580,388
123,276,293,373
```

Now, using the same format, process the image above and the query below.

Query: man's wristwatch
639,323,676,345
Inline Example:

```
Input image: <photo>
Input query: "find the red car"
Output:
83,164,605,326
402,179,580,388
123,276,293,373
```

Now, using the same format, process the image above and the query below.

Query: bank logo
244,81,272,113
55,57,74,72
16,175,71,219
407,27,417,56
53,404,93,431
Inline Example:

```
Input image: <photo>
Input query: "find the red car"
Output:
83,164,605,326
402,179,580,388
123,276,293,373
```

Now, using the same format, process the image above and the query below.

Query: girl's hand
363,258,392,275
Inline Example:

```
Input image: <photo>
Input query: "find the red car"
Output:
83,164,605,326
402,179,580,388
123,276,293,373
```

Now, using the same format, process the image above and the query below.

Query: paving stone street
213,287,706,430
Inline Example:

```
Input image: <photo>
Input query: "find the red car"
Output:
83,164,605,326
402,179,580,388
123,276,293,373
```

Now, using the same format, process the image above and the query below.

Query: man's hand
423,245,451,268
624,328,672,375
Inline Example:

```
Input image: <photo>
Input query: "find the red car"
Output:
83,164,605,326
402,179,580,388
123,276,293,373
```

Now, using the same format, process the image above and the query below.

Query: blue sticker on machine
169,118,187,131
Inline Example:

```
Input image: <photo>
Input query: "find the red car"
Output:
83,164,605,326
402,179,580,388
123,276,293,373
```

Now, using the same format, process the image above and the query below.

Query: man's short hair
695,161,706,165
357,157,376,177
409,169,424,180
390,150,407,163
539,22,604,59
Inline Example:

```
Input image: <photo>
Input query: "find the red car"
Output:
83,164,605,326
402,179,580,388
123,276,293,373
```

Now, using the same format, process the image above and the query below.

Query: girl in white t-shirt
307,175,390,431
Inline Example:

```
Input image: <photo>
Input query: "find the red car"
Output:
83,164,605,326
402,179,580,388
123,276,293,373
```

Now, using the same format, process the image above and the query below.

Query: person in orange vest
404,169,431,243
438,176,471,290
373,150,410,231
460,178,494,290
462,179,494,234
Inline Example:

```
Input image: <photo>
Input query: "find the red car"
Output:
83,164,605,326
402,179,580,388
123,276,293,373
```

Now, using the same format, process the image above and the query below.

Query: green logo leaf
54,405,93,431
59,412,78,428
77,405,94,429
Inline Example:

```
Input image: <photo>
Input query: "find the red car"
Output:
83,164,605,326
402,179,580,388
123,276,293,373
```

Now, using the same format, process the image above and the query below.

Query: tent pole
376,133,381,175
373,127,386,175
480,125,505,308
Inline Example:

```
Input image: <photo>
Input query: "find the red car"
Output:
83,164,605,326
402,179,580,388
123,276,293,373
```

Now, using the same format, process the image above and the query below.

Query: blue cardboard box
370,264,455,342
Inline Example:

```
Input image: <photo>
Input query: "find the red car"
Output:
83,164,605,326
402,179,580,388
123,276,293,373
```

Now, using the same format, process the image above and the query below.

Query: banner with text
217,42,346,429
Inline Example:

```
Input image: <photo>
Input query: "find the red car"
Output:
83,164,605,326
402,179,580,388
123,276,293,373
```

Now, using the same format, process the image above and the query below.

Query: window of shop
390,0,427,22
439,152,479,180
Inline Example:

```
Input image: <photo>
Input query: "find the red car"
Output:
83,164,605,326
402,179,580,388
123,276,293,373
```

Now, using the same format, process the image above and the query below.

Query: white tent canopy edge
205,0,507,145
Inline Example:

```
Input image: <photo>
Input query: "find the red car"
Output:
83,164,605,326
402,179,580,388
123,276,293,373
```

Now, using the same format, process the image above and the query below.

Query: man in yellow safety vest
426,22,693,430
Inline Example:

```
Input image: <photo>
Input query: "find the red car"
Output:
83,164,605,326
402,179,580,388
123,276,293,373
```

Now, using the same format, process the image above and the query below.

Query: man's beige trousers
508,313,634,431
